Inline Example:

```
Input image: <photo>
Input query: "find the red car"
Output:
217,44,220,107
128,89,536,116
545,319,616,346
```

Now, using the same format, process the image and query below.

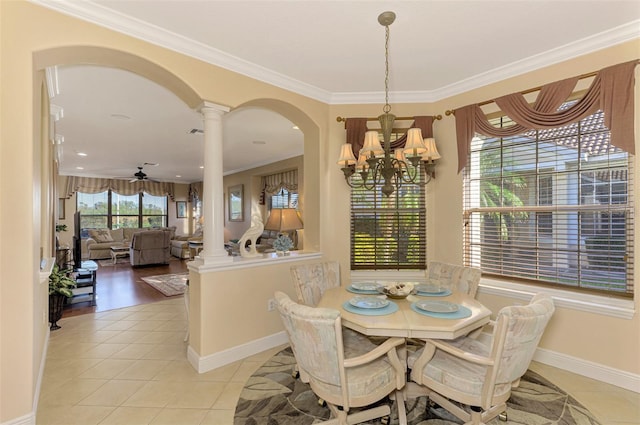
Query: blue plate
415,288,452,297
410,302,471,319
342,300,399,316
347,285,380,295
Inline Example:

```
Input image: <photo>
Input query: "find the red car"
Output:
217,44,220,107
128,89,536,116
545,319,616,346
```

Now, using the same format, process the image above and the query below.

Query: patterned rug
140,273,188,296
234,347,602,425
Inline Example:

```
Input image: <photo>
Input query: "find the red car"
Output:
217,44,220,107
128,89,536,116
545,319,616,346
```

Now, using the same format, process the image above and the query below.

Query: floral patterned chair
427,261,482,297
274,291,407,425
407,293,555,425
290,261,341,307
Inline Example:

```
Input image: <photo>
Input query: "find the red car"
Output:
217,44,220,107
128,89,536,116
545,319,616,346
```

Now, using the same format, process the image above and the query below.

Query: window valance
262,170,298,195
344,116,435,159
455,60,638,173
63,176,176,200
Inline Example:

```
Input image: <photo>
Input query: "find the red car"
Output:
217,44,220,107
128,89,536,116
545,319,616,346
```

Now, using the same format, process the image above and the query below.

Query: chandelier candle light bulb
336,11,440,197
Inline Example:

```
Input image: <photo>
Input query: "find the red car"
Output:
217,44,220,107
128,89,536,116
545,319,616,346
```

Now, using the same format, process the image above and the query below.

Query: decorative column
196,101,232,265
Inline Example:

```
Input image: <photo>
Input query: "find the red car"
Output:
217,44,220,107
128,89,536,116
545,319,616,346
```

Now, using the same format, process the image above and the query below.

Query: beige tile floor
37,298,639,425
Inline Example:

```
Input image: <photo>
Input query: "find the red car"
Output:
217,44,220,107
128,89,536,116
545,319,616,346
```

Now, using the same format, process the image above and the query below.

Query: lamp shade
264,208,303,232
403,128,426,157
361,130,384,156
421,138,441,161
337,143,357,166
356,150,369,171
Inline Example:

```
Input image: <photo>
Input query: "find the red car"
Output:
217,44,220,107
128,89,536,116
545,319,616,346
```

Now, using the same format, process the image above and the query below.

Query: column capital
198,101,230,115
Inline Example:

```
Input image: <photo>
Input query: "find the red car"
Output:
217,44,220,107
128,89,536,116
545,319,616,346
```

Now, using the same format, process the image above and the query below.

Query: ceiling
40,0,640,183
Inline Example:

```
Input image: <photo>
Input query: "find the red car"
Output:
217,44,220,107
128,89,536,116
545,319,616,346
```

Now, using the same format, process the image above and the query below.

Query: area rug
140,273,188,296
234,347,602,425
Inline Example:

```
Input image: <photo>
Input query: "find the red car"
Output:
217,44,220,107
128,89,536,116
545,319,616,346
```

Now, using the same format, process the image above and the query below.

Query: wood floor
62,257,190,318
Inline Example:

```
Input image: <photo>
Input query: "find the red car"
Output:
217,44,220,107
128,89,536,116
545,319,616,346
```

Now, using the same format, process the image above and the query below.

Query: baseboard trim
186,331,640,394
187,331,289,373
1,413,35,425
534,347,640,393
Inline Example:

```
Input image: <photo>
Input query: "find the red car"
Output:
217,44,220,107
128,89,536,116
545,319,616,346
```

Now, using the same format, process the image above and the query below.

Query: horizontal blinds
463,106,634,296
351,174,426,270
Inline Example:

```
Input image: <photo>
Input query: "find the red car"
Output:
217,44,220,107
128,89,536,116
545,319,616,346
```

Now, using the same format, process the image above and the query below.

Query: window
350,171,426,270
270,188,298,209
77,191,168,232
464,105,634,296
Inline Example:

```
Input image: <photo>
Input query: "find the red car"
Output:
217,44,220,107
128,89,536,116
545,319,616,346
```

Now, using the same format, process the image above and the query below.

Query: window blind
351,173,426,270
463,105,634,296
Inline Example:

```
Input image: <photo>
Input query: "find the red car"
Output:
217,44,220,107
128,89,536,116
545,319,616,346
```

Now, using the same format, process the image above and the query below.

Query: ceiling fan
129,163,159,182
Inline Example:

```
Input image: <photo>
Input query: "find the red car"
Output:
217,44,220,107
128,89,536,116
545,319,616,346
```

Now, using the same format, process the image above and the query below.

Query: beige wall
1,1,638,422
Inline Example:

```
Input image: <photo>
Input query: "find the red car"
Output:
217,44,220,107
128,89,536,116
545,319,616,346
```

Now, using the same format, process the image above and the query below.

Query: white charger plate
351,282,382,291
415,284,444,294
415,300,459,313
349,296,389,309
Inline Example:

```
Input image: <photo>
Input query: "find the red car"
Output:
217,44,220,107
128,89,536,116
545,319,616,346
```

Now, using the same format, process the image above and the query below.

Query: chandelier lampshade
337,11,440,197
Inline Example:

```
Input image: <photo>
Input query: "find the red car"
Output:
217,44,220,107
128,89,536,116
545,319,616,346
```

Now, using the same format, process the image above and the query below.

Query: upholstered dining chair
290,261,341,307
427,261,482,297
274,291,407,425
407,293,555,425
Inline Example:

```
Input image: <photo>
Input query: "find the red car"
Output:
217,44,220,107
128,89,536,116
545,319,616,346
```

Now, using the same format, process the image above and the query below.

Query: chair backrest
427,261,481,297
490,293,555,388
274,291,345,390
290,261,341,306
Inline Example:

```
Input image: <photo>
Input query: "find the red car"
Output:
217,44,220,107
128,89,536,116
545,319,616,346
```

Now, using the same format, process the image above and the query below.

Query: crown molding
29,0,333,103
29,1,639,105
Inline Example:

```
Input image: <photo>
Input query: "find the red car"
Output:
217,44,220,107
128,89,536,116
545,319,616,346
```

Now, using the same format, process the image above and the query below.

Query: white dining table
317,285,492,425
317,286,492,340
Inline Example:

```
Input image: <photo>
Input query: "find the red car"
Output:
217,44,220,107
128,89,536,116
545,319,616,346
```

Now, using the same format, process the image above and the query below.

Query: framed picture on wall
176,201,187,218
228,184,244,222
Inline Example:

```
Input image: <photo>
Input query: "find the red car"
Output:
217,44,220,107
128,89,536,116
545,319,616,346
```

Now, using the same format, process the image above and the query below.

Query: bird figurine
238,213,264,258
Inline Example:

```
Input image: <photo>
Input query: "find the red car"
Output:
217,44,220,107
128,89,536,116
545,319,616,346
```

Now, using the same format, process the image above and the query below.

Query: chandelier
337,11,440,197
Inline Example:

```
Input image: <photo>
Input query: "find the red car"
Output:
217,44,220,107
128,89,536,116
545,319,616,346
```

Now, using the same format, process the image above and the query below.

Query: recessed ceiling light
252,140,267,145
176,175,182,178
75,166,84,170
199,166,204,169
77,152,87,157
110,113,131,120
292,125,299,130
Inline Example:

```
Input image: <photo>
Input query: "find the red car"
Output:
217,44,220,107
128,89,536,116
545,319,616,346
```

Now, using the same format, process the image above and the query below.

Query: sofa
130,230,171,266
84,226,177,260
170,229,203,259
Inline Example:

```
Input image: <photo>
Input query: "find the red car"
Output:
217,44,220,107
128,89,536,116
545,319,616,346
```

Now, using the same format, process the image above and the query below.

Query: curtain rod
336,114,442,125
444,69,602,117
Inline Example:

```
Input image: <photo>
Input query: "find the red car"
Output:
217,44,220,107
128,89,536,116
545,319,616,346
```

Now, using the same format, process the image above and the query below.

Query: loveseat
130,230,171,266
170,230,203,259
85,226,177,260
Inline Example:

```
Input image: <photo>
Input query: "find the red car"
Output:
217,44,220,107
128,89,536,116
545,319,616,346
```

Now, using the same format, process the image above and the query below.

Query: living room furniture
110,244,129,264
188,240,203,259
407,293,555,425
85,226,177,260
129,230,171,266
317,286,491,339
69,260,98,306
274,291,408,425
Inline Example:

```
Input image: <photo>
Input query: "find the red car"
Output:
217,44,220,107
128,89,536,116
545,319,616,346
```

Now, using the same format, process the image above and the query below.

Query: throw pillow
89,229,113,243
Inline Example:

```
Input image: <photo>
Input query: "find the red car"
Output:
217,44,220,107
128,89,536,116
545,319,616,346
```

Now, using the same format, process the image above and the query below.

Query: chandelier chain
383,24,391,114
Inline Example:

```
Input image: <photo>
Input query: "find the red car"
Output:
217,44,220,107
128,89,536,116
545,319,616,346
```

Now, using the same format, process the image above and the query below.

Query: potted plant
48,264,76,330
